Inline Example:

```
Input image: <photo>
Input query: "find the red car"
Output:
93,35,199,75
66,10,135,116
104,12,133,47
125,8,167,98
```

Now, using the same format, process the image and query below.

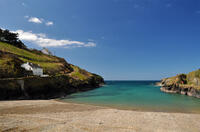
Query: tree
0,28,27,49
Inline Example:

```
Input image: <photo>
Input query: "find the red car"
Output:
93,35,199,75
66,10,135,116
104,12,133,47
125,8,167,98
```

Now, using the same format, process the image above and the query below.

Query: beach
0,100,200,132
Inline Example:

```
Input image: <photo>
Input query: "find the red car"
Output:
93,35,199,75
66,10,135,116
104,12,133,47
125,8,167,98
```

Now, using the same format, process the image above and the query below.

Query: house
21,62,43,76
41,48,52,55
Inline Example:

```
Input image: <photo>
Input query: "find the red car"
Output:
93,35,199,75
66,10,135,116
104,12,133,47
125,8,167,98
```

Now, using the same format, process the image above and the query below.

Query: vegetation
0,54,29,78
0,28,26,49
0,28,104,100
0,40,74,75
163,70,200,89
187,69,200,86
0,41,59,62
0,39,97,81
70,65,92,80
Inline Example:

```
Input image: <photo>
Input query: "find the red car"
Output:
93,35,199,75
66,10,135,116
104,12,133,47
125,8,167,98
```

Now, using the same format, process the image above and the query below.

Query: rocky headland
160,72,200,98
0,28,104,100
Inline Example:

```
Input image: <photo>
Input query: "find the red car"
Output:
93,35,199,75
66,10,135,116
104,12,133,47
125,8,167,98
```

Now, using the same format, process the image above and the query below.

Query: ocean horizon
62,80,200,113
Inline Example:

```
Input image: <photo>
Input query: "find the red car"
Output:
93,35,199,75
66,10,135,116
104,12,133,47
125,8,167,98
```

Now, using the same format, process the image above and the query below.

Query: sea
61,81,200,113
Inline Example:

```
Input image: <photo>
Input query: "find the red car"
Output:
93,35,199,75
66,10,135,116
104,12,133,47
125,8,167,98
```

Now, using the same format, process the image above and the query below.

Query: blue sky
1,0,200,80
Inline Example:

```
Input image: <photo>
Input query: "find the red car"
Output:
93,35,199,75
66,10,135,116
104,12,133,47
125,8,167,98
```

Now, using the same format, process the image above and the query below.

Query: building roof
27,62,42,69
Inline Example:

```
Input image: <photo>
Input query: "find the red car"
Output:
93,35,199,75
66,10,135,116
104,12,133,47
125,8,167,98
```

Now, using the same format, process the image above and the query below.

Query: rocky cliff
0,75,104,100
160,71,200,98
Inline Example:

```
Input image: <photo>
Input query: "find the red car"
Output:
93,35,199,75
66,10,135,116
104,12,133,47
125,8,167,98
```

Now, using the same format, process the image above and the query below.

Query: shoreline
160,86,200,99
1,100,200,132
59,99,200,114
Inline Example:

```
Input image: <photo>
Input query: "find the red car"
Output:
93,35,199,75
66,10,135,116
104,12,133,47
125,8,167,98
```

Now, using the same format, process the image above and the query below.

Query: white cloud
13,30,96,48
25,16,54,26
28,17,43,24
84,42,96,47
37,33,46,38
46,21,54,26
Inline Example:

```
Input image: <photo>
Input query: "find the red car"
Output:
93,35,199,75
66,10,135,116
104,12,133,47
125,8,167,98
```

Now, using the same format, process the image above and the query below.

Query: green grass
19,57,61,71
0,55,27,78
70,65,91,80
0,56,12,65
187,69,200,79
165,70,200,89
186,69,200,86
0,41,59,62
0,41,71,75
0,41,95,80
0,59,4,65
70,65,86,80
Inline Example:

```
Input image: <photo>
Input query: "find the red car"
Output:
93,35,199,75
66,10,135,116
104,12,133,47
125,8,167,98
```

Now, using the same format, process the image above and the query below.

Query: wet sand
0,100,200,132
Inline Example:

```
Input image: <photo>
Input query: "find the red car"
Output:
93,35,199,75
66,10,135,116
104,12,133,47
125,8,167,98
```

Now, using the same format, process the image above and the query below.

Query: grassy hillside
162,69,200,90
0,54,29,78
187,69,200,85
70,65,92,80
0,41,72,75
0,41,97,81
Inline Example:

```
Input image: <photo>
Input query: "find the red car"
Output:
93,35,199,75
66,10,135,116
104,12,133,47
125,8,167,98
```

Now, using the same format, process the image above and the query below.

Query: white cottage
41,48,52,55
21,62,43,76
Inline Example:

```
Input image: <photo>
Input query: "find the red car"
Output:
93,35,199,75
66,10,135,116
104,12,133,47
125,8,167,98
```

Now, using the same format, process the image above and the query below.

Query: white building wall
32,68,43,76
21,63,32,71
21,62,44,76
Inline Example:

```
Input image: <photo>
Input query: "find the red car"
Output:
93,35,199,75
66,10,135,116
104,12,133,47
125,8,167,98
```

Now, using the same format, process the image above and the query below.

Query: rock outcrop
160,74,200,98
0,74,104,100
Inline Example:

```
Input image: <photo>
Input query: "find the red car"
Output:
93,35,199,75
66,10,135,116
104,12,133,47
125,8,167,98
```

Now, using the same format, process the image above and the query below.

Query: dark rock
0,75,104,100
160,84,200,99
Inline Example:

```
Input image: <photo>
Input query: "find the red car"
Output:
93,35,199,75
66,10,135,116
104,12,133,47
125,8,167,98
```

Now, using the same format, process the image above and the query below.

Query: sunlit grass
165,70,200,89
0,41,93,79
70,65,92,80
0,41,59,62
0,41,66,74
70,65,87,80
19,57,62,72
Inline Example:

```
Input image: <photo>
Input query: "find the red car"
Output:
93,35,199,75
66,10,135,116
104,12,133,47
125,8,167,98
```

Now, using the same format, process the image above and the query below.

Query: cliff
0,75,104,100
160,70,200,98
0,39,104,100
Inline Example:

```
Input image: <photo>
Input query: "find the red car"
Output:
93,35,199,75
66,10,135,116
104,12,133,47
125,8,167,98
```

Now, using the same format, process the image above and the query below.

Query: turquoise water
62,81,200,113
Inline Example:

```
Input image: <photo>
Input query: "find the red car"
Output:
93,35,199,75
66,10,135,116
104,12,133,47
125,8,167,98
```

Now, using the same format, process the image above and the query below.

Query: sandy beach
0,100,200,132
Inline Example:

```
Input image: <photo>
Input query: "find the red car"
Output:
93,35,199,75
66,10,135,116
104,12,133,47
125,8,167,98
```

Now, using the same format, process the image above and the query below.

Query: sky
1,0,200,80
